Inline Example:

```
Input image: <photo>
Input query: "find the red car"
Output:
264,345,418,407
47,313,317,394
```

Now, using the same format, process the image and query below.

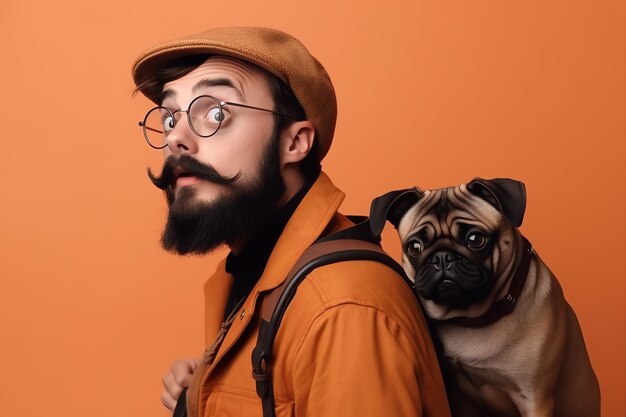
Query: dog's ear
466,178,527,227
369,188,423,237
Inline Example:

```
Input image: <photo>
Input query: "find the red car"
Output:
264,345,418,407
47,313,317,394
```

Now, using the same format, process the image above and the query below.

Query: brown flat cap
132,27,337,162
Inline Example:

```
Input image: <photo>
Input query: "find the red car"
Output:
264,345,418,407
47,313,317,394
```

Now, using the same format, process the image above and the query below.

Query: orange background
0,0,623,416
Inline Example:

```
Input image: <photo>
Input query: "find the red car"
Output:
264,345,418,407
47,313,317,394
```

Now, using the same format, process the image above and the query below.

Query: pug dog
369,178,600,417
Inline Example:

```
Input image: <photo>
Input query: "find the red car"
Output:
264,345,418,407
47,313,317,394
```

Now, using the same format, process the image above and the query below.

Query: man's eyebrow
192,78,244,101
160,89,176,104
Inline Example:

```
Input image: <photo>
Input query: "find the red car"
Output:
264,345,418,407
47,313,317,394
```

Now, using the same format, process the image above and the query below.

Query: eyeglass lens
142,96,225,149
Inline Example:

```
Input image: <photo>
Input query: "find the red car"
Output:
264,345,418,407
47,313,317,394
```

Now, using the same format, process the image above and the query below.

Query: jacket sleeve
291,302,450,417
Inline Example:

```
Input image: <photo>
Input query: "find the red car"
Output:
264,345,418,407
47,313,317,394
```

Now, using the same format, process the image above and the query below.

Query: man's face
161,56,278,201
150,56,286,254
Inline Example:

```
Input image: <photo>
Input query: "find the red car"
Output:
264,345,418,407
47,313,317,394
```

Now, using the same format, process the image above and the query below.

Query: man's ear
279,121,315,166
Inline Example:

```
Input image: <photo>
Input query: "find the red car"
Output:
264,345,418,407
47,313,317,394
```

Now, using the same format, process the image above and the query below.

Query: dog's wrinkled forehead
397,184,504,240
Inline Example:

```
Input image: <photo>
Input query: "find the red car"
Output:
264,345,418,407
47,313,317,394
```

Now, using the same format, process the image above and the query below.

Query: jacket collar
257,171,345,292
202,171,345,371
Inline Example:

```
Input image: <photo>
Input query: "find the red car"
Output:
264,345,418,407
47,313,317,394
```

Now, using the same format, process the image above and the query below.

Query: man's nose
166,112,199,154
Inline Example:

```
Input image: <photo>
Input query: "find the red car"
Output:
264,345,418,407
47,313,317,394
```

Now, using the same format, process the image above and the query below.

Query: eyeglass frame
138,94,299,149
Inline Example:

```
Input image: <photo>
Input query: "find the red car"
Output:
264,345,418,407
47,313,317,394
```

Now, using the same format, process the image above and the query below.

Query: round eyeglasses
138,95,298,149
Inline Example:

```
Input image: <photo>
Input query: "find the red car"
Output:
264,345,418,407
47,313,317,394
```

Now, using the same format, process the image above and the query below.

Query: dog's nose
431,251,460,271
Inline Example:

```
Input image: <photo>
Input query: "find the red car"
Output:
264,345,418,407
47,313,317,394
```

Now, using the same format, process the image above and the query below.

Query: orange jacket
186,172,451,417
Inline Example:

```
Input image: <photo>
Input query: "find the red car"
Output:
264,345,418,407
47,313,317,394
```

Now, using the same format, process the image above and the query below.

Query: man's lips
173,169,201,188
176,175,201,188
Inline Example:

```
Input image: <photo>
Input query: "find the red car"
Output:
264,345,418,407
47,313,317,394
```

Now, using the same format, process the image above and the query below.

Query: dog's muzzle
414,249,491,308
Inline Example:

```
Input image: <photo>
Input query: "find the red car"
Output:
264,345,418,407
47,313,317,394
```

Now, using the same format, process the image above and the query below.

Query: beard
148,136,285,255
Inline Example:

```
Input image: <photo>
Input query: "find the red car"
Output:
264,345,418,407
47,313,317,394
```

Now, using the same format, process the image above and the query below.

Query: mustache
147,155,242,190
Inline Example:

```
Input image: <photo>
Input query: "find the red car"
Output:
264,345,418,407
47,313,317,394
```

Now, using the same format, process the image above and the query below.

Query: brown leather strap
260,239,389,322
252,238,408,417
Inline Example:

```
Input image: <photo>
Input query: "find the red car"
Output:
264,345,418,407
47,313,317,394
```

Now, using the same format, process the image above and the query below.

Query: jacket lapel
201,259,232,345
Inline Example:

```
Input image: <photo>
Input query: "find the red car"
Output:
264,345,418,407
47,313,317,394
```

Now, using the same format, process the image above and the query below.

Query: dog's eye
467,232,487,249
406,240,423,258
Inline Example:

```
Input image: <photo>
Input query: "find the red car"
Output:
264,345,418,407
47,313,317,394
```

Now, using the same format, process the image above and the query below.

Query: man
132,27,450,417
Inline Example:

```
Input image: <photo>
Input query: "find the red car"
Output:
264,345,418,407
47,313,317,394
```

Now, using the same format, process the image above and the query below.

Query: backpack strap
251,230,409,417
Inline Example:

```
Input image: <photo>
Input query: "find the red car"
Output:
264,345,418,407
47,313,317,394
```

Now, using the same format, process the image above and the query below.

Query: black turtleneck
222,171,319,320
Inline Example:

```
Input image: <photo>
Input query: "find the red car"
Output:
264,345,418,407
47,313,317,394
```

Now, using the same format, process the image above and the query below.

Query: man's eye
162,115,175,132
206,107,225,123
